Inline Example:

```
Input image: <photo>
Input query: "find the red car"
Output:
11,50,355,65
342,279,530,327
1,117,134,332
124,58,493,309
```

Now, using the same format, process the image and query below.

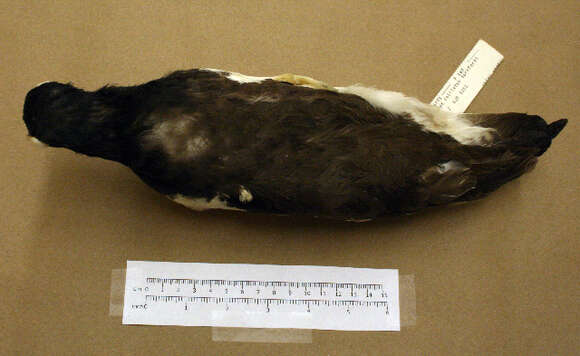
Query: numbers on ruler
142,278,389,315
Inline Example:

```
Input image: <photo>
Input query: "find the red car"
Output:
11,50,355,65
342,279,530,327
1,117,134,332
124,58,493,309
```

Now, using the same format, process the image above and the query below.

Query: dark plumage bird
23,69,567,221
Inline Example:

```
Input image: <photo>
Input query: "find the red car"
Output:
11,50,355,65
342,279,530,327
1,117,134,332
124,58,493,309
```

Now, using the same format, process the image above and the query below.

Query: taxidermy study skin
23,69,567,221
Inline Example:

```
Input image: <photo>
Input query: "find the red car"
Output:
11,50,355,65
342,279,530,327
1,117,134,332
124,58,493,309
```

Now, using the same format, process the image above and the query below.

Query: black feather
22,70,567,220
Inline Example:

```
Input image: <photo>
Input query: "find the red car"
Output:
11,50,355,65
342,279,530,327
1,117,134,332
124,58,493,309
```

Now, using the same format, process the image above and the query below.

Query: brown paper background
1,1,578,355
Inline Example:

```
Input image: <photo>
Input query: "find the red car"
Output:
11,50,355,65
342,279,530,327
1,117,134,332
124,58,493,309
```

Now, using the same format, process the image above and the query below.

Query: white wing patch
337,85,494,145
169,194,245,212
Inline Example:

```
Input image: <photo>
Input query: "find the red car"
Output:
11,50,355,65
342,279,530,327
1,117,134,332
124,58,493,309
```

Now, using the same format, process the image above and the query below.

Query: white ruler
123,261,400,331
431,39,504,112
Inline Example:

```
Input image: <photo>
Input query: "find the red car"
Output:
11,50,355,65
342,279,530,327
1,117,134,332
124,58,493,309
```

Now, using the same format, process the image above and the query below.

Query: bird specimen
23,69,567,221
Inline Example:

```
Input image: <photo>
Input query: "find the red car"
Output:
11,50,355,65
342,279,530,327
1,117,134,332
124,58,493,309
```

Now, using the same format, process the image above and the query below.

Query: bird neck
64,86,139,164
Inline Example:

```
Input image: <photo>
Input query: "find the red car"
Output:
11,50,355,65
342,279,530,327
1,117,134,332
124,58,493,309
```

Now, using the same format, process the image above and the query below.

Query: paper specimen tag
123,261,400,331
431,39,503,112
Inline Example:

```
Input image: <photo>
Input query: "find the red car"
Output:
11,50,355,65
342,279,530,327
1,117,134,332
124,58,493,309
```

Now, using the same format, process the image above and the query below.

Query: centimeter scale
144,278,390,314
123,261,400,331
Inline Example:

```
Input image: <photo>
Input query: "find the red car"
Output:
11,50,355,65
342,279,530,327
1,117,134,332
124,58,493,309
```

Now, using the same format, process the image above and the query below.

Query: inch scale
142,278,389,315
123,261,400,330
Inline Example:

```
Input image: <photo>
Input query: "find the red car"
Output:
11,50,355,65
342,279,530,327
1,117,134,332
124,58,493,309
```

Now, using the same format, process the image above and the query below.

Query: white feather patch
35,81,51,88
203,68,270,84
226,72,270,84
142,117,208,161
169,194,245,212
336,85,494,145
29,137,48,147
239,186,253,203
202,69,493,145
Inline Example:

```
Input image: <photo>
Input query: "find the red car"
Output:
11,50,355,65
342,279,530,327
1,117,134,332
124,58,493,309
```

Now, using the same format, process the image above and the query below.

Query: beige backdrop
1,1,578,355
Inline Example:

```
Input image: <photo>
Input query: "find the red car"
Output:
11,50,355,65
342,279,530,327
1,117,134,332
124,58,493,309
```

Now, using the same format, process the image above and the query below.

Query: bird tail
467,113,567,155
458,113,567,200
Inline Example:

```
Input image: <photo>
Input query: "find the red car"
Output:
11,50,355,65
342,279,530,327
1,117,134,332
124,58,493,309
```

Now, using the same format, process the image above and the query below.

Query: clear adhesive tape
109,269,416,339
399,274,417,327
109,269,126,317
212,327,313,343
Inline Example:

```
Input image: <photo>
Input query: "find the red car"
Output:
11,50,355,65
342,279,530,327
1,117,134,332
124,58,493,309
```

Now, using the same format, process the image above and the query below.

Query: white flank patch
169,194,245,212
337,85,494,145
239,186,253,203
203,69,333,90
226,72,270,84
203,68,224,74
202,68,492,145
202,68,270,84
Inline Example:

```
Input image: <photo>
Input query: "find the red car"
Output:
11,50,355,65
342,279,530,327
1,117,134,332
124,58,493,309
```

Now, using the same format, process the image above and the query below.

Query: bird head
23,81,91,148
23,81,132,163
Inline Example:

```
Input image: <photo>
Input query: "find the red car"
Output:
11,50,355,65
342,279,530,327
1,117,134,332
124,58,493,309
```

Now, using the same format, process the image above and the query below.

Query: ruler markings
123,261,400,330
